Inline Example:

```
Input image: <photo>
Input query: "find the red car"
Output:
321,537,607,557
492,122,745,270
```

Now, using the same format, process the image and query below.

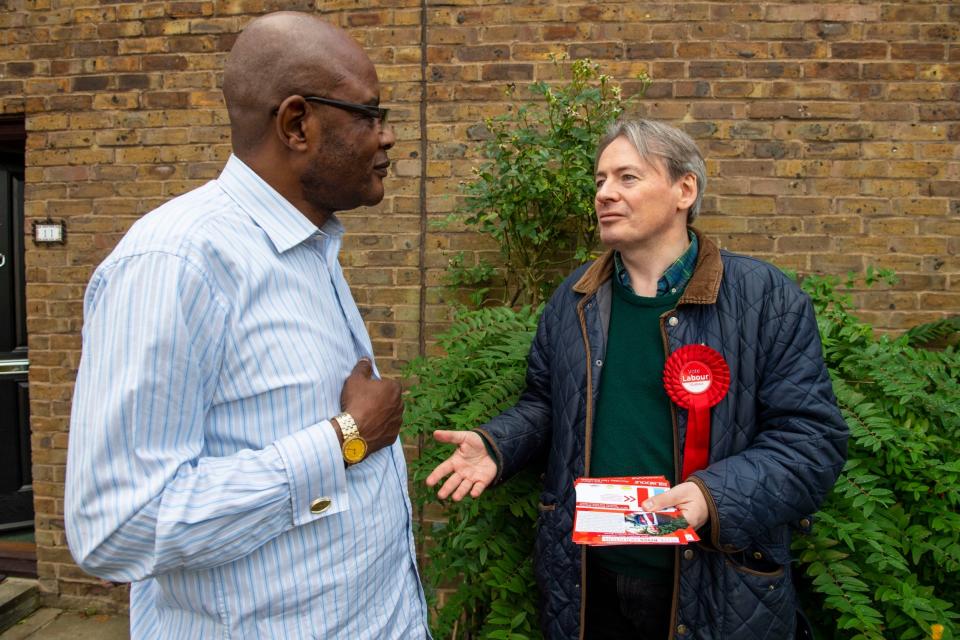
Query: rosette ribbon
663,344,731,481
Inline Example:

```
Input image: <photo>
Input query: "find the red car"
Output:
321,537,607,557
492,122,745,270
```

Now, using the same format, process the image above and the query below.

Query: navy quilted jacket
477,230,848,640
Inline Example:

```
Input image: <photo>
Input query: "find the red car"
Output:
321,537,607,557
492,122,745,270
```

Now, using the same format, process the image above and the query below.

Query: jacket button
799,518,811,529
310,497,332,514
683,549,694,561
676,624,688,635
752,551,763,560
668,316,679,327
595,359,603,367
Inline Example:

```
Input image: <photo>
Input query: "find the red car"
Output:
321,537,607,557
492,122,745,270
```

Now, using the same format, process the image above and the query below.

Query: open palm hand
425,430,498,501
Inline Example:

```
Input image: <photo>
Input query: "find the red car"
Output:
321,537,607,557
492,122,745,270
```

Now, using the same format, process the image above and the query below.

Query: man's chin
335,190,386,212
598,231,626,251
361,184,385,207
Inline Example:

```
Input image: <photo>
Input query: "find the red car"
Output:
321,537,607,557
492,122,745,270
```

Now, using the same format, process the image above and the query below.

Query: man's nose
596,181,617,201
380,123,396,150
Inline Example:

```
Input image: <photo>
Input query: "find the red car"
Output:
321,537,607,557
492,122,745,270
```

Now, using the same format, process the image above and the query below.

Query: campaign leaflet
572,476,700,546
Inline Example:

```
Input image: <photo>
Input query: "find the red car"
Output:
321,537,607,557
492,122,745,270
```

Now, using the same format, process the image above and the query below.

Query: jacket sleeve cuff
274,421,349,527
688,474,738,552
473,428,503,484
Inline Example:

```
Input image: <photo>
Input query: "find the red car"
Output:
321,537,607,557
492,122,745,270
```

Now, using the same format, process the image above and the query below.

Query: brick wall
0,0,956,611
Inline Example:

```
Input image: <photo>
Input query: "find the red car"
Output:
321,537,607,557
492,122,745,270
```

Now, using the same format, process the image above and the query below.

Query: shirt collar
614,230,699,297
216,154,344,254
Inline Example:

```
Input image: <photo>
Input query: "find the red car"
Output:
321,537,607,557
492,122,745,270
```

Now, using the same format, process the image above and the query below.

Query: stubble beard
300,157,383,215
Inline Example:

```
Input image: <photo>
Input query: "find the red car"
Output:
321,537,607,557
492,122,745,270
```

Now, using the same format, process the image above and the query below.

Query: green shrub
405,306,543,640
793,271,960,640
442,57,646,307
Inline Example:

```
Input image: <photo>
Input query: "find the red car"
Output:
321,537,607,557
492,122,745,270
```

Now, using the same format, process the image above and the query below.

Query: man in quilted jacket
427,118,848,639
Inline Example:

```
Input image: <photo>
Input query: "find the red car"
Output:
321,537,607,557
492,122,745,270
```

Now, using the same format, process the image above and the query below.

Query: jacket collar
572,227,723,305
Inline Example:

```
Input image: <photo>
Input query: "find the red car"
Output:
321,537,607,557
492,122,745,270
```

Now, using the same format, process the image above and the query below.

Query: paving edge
0,580,40,635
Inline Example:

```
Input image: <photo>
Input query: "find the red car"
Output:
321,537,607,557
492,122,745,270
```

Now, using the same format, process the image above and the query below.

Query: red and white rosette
663,344,730,481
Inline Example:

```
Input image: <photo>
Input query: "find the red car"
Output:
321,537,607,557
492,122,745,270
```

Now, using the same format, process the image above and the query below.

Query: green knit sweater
588,276,681,580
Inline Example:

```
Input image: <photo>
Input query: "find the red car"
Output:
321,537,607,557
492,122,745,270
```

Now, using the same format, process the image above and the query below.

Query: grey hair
596,118,707,223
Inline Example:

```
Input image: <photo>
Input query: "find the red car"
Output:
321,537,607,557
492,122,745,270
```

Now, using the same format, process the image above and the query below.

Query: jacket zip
660,310,681,640
574,296,684,640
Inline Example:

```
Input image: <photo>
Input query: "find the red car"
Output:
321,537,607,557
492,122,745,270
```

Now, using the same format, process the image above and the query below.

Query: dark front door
0,130,30,531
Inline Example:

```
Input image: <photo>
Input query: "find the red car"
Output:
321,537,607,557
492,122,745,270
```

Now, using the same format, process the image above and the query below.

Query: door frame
0,116,34,577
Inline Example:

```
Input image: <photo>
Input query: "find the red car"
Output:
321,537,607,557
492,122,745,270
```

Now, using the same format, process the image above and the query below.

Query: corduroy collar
573,227,723,305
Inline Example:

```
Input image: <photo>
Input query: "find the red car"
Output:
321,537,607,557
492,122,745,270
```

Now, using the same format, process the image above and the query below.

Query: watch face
343,437,368,463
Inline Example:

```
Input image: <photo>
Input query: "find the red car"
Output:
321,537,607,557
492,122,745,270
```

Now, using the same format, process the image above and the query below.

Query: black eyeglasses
303,96,389,125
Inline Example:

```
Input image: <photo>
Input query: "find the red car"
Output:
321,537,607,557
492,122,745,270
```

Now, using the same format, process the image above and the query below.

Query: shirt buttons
667,316,679,327
310,497,332,514
683,548,695,561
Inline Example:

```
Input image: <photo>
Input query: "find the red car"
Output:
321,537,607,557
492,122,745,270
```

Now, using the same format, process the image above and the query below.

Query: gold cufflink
310,497,332,514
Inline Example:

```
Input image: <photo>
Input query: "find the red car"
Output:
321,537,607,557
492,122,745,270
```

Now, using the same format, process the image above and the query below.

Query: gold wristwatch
335,413,368,464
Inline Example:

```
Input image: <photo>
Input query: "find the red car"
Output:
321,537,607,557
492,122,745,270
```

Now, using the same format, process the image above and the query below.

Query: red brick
746,62,801,79
822,5,880,22
455,45,509,62
710,3,762,21
865,23,919,41
626,43,674,59
748,23,804,40
542,24,578,41
569,42,623,59
347,13,382,27
778,235,835,252
714,42,769,60
891,43,946,61
765,5,822,22
920,24,959,42
803,62,860,80
480,63,533,81
862,63,917,81
830,42,888,59
881,5,938,21
714,82,757,99
691,23,749,41
689,61,744,78
676,43,711,59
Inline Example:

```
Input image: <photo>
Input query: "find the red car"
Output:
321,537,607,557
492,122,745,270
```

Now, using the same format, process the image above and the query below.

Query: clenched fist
338,359,403,455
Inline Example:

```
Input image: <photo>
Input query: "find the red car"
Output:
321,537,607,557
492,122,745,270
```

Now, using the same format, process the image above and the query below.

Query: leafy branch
441,57,647,307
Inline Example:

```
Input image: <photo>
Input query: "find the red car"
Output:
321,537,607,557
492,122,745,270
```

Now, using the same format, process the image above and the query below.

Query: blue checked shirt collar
614,230,699,297
216,154,344,254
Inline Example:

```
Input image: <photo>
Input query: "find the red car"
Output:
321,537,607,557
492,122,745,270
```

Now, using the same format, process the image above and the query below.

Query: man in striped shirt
65,12,430,639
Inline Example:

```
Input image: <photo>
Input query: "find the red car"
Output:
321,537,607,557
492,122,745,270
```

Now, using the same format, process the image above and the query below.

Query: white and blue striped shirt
65,155,430,639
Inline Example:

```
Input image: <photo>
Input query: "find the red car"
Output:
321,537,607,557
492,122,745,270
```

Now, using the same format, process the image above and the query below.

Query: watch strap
335,412,360,441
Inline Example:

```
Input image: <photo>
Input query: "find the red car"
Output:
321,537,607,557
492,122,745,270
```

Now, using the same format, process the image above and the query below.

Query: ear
274,95,311,152
676,172,698,215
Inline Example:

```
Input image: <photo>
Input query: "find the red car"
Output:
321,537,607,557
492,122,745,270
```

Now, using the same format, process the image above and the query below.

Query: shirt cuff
274,421,349,527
